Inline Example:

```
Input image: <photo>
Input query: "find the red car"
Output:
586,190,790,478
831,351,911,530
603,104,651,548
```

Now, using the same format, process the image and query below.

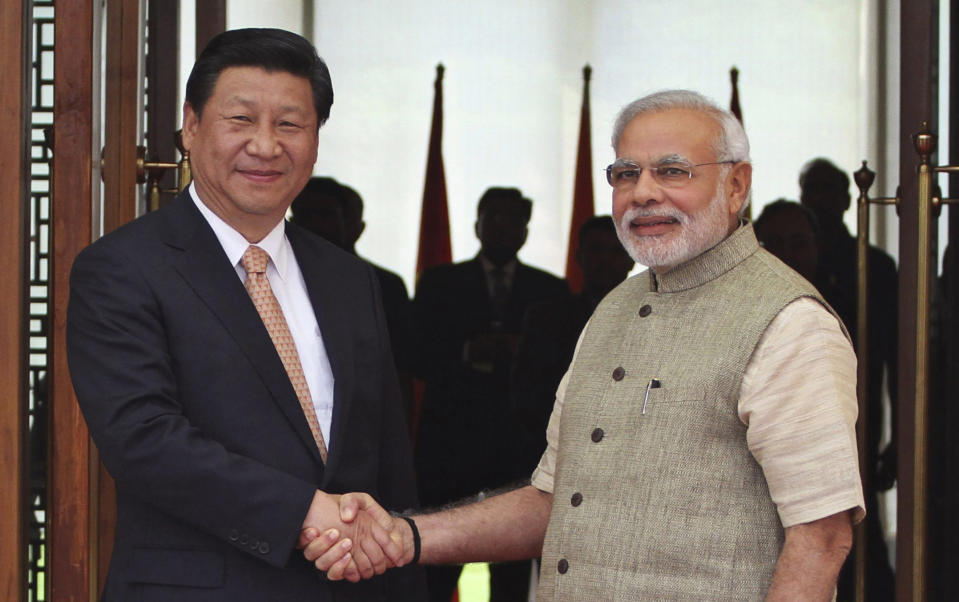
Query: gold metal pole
177,150,192,192
853,162,873,602
850,162,899,602
912,123,935,601
174,130,192,192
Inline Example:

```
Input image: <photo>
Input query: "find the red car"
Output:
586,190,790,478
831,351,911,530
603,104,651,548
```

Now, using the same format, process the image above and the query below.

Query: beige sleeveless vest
537,224,833,601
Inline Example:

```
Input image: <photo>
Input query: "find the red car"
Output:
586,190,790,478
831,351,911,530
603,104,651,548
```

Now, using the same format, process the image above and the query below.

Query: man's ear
725,162,752,217
181,102,199,151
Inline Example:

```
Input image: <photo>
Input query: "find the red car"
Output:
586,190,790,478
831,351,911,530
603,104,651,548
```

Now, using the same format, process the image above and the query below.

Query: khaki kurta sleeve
530,325,589,493
739,297,865,528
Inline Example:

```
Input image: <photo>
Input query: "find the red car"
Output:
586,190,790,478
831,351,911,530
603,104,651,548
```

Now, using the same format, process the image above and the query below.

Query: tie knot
241,245,270,275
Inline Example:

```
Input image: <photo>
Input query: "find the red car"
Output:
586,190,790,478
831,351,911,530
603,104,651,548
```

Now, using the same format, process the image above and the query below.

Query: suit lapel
160,194,324,465
287,225,353,481
465,258,494,320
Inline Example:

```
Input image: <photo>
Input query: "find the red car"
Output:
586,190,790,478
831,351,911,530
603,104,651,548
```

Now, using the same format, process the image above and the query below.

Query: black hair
798,158,849,195
476,187,532,222
338,184,364,221
578,215,616,244
290,176,364,221
754,198,822,240
185,28,333,127
290,176,343,221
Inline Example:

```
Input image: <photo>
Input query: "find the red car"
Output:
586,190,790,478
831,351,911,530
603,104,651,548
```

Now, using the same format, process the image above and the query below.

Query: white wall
216,0,872,290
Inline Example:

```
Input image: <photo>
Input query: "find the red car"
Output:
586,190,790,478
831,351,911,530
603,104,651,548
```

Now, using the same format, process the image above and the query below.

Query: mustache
619,206,689,226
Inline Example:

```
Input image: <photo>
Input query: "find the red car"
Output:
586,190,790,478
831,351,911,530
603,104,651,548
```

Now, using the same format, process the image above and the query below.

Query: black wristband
397,515,421,565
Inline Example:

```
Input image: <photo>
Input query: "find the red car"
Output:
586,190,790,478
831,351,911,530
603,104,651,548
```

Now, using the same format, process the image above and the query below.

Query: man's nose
246,124,281,157
628,167,662,207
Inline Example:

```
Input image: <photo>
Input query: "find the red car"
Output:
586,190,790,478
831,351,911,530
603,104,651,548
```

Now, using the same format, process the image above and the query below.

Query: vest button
639,304,652,317
570,492,583,506
612,367,625,381
591,428,604,442
558,558,569,574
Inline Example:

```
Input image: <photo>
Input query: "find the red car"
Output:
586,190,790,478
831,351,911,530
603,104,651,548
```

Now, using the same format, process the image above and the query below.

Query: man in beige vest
301,90,864,601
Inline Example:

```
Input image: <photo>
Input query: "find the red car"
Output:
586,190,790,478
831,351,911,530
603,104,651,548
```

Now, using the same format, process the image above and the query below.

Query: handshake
297,491,418,582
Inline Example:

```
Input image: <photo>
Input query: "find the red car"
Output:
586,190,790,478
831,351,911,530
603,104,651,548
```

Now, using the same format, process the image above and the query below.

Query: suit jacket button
639,304,652,317
258,542,270,555
239,533,249,545
591,428,604,443
570,492,583,507
229,529,239,542
612,367,625,381
249,538,259,550
557,558,569,574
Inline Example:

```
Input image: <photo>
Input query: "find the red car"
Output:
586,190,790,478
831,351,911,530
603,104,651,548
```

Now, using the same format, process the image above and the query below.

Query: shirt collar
650,220,758,293
189,183,291,281
478,253,518,278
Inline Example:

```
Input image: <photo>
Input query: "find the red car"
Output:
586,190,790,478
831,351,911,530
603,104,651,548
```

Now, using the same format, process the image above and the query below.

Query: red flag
411,65,451,462
416,64,452,276
564,65,595,293
729,66,743,124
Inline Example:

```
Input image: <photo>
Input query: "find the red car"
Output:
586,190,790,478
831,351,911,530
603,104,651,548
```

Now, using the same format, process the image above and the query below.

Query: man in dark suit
66,28,423,601
510,215,634,475
412,187,568,602
799,158,897,602
291,178,415,426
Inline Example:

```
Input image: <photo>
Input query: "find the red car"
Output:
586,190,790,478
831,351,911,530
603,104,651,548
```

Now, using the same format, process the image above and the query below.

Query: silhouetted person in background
929,242,959,598
754,199,822,282
412,187,568,602
292,177,415,426
510,215,634,475
799,158,897,602
290,177,349,246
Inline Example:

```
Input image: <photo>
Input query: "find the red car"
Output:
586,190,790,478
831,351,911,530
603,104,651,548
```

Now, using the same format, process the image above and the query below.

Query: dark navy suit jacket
67,192,424,601
412,257,567,506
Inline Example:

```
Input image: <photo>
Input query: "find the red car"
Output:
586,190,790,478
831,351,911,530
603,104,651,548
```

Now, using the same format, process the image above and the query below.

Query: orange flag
416,64,452,277
564,65,595,293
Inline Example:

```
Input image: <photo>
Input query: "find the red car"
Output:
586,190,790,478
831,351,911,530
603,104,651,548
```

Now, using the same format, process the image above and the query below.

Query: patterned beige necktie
241,245,328,462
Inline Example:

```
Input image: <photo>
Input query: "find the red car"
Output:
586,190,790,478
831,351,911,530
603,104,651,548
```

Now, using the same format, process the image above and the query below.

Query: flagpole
565,64,595,292
416,63,452,278
729,66,748,220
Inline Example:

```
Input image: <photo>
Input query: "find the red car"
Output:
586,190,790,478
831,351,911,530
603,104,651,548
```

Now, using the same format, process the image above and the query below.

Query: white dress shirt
190,185,335,446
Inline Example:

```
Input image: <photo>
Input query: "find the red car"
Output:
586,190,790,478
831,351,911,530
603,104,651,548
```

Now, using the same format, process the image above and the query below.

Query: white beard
615,184,731,272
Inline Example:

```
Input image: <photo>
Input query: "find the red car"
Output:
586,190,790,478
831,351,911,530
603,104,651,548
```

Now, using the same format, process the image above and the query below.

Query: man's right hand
301,492,415,581
298,491,407,581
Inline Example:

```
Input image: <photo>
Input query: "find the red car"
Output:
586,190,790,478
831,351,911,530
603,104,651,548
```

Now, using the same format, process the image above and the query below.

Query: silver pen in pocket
642,378,661,415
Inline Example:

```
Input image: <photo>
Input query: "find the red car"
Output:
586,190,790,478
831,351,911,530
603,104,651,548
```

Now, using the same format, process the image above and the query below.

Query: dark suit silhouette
67,192,424,601
368,262,414,401
412,253,566,602
413,257,568,504
510,291,594,474
291,176,416,427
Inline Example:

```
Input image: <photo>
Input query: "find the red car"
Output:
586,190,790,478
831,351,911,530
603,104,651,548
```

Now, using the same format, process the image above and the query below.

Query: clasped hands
297,491,415,582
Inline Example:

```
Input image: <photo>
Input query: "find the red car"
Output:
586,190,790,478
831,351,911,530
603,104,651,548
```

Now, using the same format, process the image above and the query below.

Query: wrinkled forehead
616,108,720,163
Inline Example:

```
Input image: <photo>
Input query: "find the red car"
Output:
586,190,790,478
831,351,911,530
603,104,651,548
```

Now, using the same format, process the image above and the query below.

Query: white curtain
213,0,870,288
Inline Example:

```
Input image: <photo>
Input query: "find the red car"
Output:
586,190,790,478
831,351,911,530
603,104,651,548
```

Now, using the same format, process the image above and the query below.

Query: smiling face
611,108,750,273
181,66,319,242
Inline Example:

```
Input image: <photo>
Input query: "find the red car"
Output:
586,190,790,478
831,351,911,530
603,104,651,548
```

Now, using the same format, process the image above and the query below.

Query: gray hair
611,89,751,214
611,89,750,163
